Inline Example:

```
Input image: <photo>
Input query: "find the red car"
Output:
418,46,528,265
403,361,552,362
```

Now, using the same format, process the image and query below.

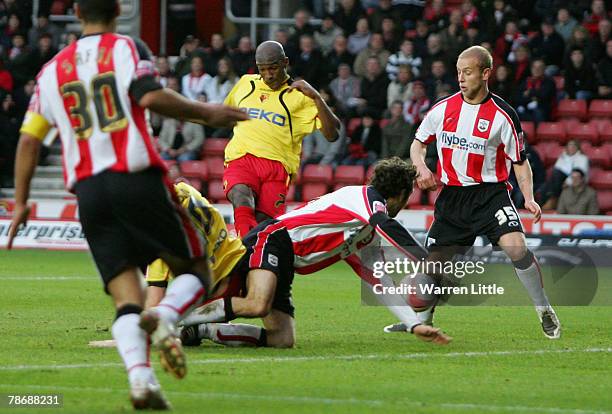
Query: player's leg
484,187,560,339
224,156,261,237
256,164,290,220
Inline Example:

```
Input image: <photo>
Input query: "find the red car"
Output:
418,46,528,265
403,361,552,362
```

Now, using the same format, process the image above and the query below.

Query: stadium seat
589,169,612,190
333,183,347,191
588,100,612,119
534,142,563,167
581,146,609,168
184,178,202,192
179,160,208,182
365,164,376,183
302,164,333,183
286,184,297,202
334,165,365,185
589,119,612,142
536,122,566,143
556,99,587,121
207,180,226,202
521,121,536,144
302,183,328,201
598,192,612,214
346,118,362,137
201,138,229,158
407,187,424,207
564,122,599,145
204,157,225,180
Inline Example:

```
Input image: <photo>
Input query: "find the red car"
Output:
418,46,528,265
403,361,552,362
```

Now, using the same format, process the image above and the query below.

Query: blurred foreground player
7,0,247,409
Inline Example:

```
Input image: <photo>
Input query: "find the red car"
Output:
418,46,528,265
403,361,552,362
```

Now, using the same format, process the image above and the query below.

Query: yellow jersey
224,74,322,176
146,182,246,287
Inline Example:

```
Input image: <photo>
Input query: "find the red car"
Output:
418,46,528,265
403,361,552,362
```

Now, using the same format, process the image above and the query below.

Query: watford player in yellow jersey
223,40,340,237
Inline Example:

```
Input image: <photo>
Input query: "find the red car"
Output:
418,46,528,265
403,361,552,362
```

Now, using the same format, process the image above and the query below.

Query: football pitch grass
0,250,610,413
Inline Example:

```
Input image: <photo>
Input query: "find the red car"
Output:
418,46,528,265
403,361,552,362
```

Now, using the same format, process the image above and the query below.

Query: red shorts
223,154,290,218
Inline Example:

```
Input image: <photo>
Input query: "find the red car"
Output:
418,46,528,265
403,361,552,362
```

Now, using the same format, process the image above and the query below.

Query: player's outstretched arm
7,134,41,249
139,88,248,128
512,160,541,223
412,325,452,345
410,140,437,191
288,80,340,141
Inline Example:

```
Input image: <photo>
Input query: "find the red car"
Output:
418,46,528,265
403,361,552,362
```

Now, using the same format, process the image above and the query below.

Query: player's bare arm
412,325,452,345
410,139,437,191
139,88,247,128
512,160,542,223
288,79,340,141
7,133,41,249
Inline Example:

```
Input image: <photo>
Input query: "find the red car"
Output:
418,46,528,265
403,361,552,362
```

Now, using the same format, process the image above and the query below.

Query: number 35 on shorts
495,206,520,227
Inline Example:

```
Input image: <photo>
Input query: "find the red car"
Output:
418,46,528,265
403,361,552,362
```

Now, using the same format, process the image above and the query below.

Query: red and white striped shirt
22,33,164,190
273,185,424,281
415,92,525,186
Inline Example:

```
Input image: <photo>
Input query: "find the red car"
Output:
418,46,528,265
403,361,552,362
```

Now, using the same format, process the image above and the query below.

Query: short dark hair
76,0,118,24
571,168,585,177
369,157,417,199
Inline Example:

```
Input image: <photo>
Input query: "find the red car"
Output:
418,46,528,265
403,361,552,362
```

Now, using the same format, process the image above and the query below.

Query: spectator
539,140,589,209
230,36,257,76
353,32,390,78
596,39,612,98
484,0,518,41
174,35,206,78
591,19,611,63
0,57,13,93
355,57,389,118
333,0,365,35
387,65,414,108
158,77,205,162
347,17,371,55
204,33,228,77
423,0,449,32
0,91,21,187
30,33,58,75
582,0,609,36
380,17,400,53
422,33,448,78
461,22,485,49
369,0,403,33
6,34,32,88
13,78,34,120
565,26,593,62
329,63,361,117
291,34,326,88
386,39,422,80
1,13,22,50
28,13,61,49
510,45,531,85
491,64,515,104
325,34,355,81
412,20,430,58
274,29,297,62
425,60,457,101
494,20,527,64
341,113,381,168
314,14,343,55
402,81,430,126
381,100,414,159
564,47,597,100
205,57,237,104
529,17,566,72
515,59,556,123
289,9,315,50
554,8,579,42
156,56,175,87
439,9,465,60
181,56,212,101
556,169,599,215
461,0,480,29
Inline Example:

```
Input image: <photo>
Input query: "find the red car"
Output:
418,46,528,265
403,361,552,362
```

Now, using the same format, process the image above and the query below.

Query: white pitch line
0,383,607,414
0,347,610,371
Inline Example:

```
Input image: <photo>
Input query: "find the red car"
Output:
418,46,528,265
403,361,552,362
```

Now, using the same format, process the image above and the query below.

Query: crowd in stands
0,0,611,215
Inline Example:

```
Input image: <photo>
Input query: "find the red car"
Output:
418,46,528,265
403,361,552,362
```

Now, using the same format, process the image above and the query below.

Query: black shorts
426,183,524,248
238,219,295,318
75,168,204,291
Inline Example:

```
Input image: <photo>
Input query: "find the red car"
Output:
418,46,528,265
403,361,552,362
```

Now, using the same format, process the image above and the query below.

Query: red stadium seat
534,142,563,167
581,146,609,168
537,122,567,143
521,121,536,144
302,164,333,183
333,183,347,191
286,184,297,202
590,119,612,142
302,183,328,201
407,187,424,207
207,180,226,202
201,138,229,158
184,178,202,192
365,164,376,183
346,118,362,137
564,122,599,145
204,157,225,180
179,160,208,182
590,169,612,190
588,100,612,119
556,99,587,121
598,192,612,214
334,165,365,185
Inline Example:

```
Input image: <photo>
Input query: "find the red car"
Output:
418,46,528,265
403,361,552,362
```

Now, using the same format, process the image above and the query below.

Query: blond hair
458,46,493,71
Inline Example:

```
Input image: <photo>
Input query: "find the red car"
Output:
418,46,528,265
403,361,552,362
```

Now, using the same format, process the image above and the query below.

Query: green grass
0,250,610,413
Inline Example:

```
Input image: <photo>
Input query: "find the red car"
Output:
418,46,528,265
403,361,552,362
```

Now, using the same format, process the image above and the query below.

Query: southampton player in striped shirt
407,46,561,339
7,0,247,409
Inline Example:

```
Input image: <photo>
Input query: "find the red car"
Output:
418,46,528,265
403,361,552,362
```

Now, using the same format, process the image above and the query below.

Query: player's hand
524,199,542,223
415,163,437,191
288,80,319,100
7,203,30,250
202,103,248,127
412,325,452,345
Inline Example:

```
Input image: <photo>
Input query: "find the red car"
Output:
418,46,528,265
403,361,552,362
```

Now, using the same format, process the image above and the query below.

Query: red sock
234,206,257,238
